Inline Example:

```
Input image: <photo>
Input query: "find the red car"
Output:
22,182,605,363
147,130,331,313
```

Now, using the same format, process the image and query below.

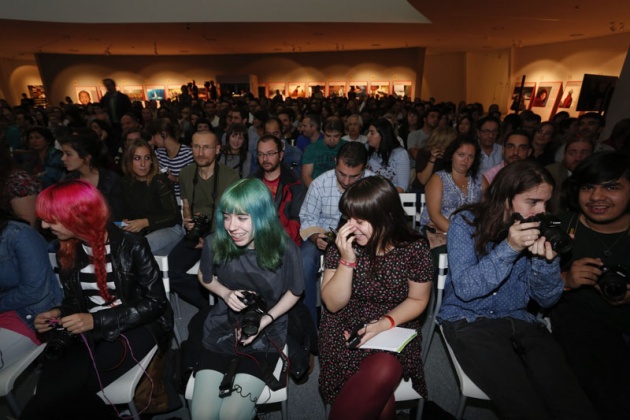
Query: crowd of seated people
1,80,630,419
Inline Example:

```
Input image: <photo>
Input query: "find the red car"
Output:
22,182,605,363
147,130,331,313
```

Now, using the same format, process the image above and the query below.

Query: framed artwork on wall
122,85,145,102
74,86,99,106
531,81,562,121
327,82,346,98
508,81,536,113
268,82,287,99
348,82,367,98
393,81,413,98
167,85,183,101
145,86,165,101
288,82,306,98
558,81,582,118
28,85,47,108
369,81,390,98
197,86,209,101
308,82,326,98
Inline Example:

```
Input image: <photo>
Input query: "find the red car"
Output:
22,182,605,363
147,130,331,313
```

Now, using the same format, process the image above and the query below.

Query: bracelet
264,313,275,323
339,259,357,268
382,315,395,329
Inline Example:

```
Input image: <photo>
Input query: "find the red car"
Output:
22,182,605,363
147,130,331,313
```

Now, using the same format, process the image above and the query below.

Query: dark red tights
330,352,403,420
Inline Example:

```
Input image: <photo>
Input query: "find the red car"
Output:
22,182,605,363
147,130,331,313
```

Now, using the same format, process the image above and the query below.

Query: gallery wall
35,48,424,105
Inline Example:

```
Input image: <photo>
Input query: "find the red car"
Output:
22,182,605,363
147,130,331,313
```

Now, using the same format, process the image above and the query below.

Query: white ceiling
0,0,628,58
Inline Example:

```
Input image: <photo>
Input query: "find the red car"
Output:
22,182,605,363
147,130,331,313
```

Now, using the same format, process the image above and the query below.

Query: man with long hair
438,160,596,419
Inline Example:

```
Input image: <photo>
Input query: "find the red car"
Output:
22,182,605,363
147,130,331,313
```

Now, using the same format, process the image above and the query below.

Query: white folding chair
399,192,417,228
426,253,490,419
153,255,182,346
185,344,289,420
96,344,159,420
0,344,46,417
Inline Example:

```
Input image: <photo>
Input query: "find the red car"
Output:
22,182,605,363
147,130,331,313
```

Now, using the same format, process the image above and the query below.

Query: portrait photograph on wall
308,82,326,98
122,85,145,102
370,81,390,98
289,82,306,98
267,82,287,99
508,81,536,112
531,81,562,121
145,86,165,101
393,81,413,98
327,82,346,97
558,81,582,117
74,86,99,105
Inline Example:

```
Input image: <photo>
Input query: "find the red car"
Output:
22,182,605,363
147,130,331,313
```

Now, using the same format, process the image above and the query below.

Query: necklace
580,217,630,257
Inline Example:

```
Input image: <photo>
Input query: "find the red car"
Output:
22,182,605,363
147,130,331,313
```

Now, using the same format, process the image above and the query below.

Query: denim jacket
0,221,63,329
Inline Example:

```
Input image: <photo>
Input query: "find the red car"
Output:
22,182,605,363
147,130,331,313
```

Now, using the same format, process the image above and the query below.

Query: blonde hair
422,126,457,152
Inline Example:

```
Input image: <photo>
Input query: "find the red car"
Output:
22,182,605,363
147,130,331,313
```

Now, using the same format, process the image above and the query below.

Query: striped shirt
79,244,121,313
155,145,194,197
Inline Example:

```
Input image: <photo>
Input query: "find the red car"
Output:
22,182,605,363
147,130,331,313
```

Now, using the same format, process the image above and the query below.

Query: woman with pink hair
21,180,173,420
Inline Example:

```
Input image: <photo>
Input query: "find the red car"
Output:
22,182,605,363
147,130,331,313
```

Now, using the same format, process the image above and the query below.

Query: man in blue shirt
438,160,596,420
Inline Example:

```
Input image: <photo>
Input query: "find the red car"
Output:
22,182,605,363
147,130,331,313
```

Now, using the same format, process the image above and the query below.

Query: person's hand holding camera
309,233,330,251
223,290,249,312
507,219,541,252
34,309,62,334
563,257,602,290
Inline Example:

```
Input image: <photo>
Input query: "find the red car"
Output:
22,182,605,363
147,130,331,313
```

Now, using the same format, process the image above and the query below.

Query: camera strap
190,163,220,229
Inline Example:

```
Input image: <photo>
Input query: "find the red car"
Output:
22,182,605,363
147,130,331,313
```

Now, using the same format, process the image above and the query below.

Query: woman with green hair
191,178,304,420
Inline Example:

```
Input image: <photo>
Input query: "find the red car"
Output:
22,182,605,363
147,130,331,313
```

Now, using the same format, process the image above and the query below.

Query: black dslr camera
44,320,79,360
183,214,211,248
238,291,267,339
513,212,573,253
597,265,629,302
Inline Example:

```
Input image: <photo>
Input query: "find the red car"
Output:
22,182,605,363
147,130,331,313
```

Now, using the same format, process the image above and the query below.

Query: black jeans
21,326,155,420
167,238,209,309
441,317,597,420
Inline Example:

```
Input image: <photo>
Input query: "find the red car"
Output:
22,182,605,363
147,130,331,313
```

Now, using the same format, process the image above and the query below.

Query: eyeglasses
256,151,280,159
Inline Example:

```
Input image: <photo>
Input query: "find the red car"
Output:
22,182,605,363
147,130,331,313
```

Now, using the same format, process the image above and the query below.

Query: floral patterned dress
319,239,433,403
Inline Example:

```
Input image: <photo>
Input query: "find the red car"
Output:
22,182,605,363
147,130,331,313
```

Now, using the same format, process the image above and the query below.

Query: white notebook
360,327,418,353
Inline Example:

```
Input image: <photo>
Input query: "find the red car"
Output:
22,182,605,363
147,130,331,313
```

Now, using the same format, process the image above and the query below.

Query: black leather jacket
56,226,173,343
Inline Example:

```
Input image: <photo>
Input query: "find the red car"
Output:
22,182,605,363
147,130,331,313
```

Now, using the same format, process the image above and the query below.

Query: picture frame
145,85,166,101
393,81,413,98
197,86,209,102
348,82,367,98
531,81,563,121
28,85,47,108
308,82,326,98
369,81,390,98
267,82,287,99
558,81,582,118
288,82,306,98
74,86,99,106
327,82,346,98
122,85,145,102
508,81,536,113
167,85,183,101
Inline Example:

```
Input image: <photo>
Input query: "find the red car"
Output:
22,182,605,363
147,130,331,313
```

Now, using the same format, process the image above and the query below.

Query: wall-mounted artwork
531,81,562,121
122,85,145,102
308,82,326,98
369,81,390,98
348,82,367,97
268,82,287,99
145,86,165,101
508,82,536,112
167,85,183,101
393,81,413,98
327,82,346,97
28,85,47,108
197,86,209,101
558,81,582,118
74,86,99,106
289,82,306,98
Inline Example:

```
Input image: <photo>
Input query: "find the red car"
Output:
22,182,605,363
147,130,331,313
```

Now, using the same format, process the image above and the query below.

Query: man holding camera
438,160,596,419
553,151,630,420
167,130,239,308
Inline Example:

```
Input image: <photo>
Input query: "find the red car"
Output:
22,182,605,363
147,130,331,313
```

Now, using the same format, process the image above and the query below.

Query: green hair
212,178,288,270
